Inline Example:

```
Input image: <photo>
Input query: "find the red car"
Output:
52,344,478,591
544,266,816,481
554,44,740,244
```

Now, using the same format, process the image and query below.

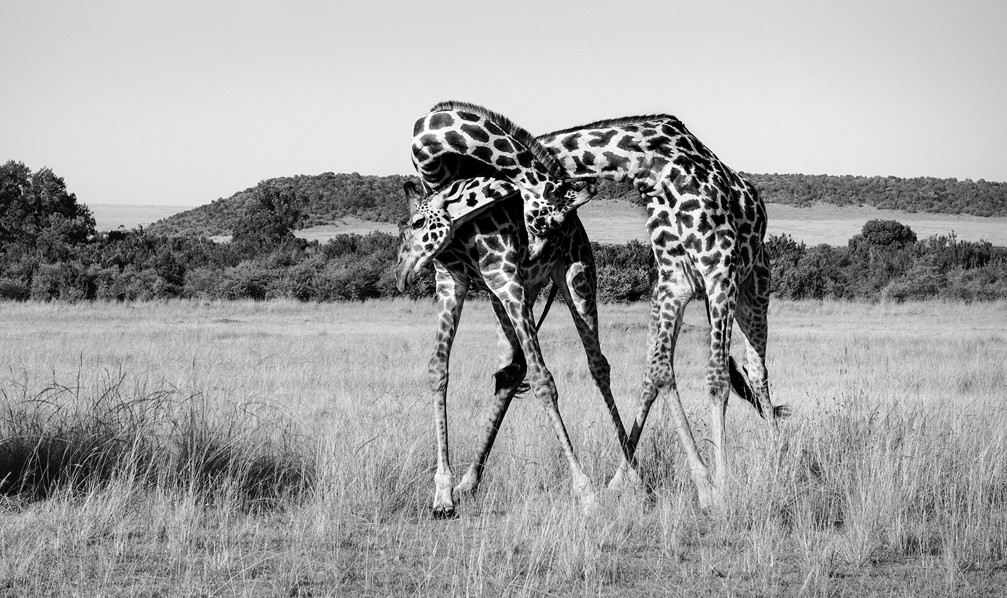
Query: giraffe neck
536,115,693,185
413,104,565,199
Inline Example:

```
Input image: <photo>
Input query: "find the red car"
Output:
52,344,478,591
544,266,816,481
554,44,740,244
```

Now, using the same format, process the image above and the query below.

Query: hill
148,172,415,237
147,172,1007,238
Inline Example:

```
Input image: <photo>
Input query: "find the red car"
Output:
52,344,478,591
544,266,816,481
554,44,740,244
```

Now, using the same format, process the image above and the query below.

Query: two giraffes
394,102,788,517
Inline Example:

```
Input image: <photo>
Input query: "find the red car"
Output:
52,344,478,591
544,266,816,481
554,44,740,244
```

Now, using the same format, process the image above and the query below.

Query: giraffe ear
403,181,420,211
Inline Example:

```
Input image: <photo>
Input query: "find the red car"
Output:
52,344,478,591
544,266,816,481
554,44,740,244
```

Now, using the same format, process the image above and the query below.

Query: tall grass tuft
0,369,316,508
725,394,1007,575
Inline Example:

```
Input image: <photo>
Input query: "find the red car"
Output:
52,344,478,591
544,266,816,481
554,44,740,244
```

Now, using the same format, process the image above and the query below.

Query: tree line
147,171,1007,238
3,160,1006,304
744,173,1007,217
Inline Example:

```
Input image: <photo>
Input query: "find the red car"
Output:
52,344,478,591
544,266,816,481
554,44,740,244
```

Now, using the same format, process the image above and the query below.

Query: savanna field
2,298,1006,597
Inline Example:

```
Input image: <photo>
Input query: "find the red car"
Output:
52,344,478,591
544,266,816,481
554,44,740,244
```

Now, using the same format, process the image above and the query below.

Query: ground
1,299,1006,596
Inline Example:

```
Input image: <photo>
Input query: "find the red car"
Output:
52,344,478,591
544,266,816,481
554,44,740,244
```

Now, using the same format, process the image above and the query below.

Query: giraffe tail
493,364,530,397
728,356,791,420
535,282,560,332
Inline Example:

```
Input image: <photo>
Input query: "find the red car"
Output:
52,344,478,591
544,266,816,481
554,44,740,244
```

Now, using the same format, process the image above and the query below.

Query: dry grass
1,299,1006,596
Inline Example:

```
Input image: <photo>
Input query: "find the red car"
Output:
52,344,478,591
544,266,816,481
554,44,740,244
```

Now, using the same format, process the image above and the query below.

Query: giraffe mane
429,100,565,177
538,114,681,138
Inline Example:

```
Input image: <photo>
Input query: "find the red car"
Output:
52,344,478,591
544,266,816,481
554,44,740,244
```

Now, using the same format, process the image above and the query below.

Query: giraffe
395,177,630,518
410,101,789,508
530,113,790,506
410,104,596,259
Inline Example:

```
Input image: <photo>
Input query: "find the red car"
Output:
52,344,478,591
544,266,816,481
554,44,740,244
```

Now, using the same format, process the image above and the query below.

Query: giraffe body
535,114,785,506
395,179,629,517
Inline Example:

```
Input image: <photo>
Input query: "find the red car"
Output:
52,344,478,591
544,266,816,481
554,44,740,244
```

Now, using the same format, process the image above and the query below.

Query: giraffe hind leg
703,272,747,507
735,250,790,428
703,296,770,419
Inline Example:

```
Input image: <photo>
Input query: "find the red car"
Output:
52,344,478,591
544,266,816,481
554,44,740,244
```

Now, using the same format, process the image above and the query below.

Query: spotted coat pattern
396,177,518,282
402,102,786,508
535,115,784,507
395,185,629,517
411,103,596,252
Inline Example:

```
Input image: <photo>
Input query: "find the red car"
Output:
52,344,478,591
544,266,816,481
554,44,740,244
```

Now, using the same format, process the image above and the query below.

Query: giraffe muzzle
395,263,413,293
395,253,423,292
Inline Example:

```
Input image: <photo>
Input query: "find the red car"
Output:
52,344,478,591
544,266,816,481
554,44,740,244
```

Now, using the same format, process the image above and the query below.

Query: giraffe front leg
429,265,468,519
555,260,632,483
609,281,718,509
454,299,526,499
608,283,664,491
497,281,596,510
564,262,630,451
431,371,454,519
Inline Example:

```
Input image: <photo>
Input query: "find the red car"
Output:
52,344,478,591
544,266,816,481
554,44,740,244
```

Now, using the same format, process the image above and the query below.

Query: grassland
2,299,1007,596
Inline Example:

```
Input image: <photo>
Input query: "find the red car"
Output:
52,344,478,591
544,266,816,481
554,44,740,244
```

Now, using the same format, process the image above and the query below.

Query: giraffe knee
529,375,558,405
705,378,729,404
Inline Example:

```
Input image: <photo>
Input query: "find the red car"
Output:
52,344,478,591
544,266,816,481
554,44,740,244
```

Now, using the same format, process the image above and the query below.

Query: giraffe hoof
695,481,726,513
607,466,643,492
432,505,458,520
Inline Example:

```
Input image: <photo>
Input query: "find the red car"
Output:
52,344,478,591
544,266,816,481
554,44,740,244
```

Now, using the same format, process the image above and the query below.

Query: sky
2,0,1005,207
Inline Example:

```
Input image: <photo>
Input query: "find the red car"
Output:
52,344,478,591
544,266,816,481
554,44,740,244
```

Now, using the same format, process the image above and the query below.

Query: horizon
3,1,1006,207
82,168,1007,210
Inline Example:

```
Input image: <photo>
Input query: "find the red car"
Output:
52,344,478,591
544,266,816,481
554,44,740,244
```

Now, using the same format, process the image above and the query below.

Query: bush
29,261,93,301
596,265,651,302
182,266,223,299
940,268,1007,302
881,267,948,302
592,240,651,302
0,277,30,301
112,267,168,301
216,262,276,300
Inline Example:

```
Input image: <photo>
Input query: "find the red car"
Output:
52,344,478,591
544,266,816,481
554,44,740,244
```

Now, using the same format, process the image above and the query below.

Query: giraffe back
535,115,768,283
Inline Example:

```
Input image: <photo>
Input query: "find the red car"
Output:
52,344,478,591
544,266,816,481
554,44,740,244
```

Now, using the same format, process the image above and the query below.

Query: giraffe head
395,177,529,291
523,179,596,258
395,177,597,290
395,181,453,292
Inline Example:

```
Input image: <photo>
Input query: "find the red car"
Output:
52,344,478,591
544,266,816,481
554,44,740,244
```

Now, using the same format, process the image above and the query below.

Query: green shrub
0,277,30,300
